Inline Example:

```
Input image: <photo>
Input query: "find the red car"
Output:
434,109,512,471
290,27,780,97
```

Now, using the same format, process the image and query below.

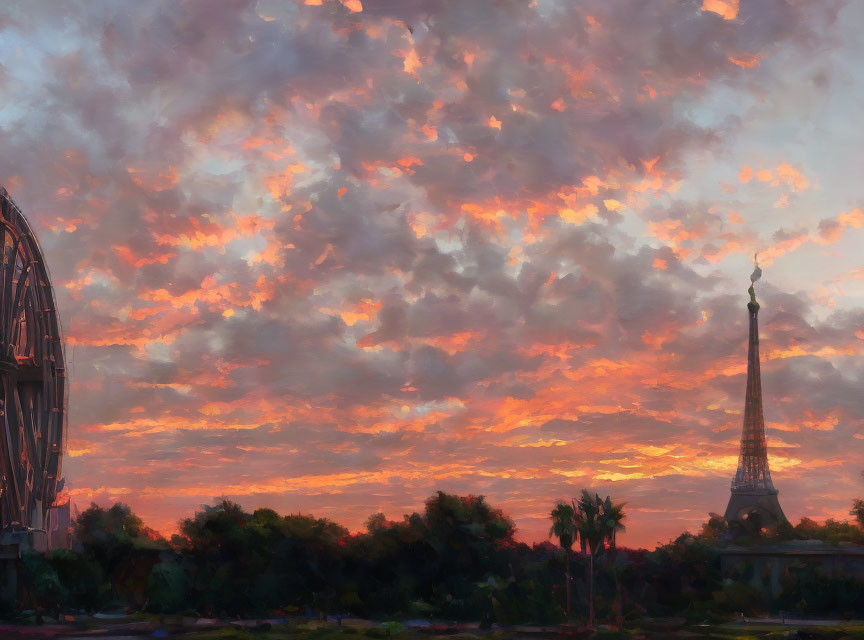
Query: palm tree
601,495,626,548
549,501,577,619
600,495,626,627
575,490,603,628
574,491,626,628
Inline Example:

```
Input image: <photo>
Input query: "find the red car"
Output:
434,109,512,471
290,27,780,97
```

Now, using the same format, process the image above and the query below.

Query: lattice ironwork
730,298,776,492
724,273,786,526
0,187,66,530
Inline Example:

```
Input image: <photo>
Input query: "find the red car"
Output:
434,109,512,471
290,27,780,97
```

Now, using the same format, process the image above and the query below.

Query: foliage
75,502,168,608
549,501,576,552
711,582,765,616
776,563,864,614
724,510,864,547
10,494,864,624
641,532,723,616
19,552,67,613
46,548,108,612
146,560,191,612
851,499,864,529
549,500,577,618
571,490,627,626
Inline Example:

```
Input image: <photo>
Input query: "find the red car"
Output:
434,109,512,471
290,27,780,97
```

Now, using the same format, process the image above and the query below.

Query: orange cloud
113,246,177,268
702,0,738,20
729,54,760,68
127,165,179,192
152,213,275,251
264,163,305,208
773,163,810,191
320,298,382,326
339,0,362,11
560,203,598,225
738,162,810,190
138,273,275,314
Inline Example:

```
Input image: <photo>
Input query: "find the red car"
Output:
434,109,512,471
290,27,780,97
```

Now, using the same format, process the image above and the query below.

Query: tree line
10,491,864,623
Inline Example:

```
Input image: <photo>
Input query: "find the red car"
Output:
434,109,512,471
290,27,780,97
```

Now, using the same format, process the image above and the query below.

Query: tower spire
723,259,787,525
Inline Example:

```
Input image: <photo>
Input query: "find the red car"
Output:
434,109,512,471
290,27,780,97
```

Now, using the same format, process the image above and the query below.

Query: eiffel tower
723,263,787,526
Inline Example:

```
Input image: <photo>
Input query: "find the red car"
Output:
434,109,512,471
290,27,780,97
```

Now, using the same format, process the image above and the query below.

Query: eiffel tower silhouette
723,264,787,526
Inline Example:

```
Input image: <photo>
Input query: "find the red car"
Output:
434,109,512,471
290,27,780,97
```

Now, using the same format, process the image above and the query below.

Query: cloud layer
0,0,862,547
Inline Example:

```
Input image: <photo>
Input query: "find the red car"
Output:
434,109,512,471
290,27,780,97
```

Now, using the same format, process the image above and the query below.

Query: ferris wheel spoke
0,226,6,337
0,381,23,525
11,263,32,331
1,235,20,350
16,384,42,483
0,188,65,531
19,297,34,363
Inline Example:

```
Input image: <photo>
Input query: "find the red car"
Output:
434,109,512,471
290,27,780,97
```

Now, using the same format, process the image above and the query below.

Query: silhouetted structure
724,269,786,526
0,188,66,533
48,499,73,550
720,540,864,598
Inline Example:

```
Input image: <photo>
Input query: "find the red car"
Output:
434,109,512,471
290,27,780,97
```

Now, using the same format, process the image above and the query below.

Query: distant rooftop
720,539,864,556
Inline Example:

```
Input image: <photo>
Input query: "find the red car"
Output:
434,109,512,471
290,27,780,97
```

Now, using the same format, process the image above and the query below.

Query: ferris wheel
0,187,66,532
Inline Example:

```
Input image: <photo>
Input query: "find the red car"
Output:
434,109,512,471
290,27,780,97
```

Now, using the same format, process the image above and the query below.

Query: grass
697,623,864,640
187,626,504,640
64,616,864,640
182,627,864,640
187,630,254,640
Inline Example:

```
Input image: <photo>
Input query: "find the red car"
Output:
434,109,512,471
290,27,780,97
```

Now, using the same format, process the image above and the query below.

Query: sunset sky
2,0,863,548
